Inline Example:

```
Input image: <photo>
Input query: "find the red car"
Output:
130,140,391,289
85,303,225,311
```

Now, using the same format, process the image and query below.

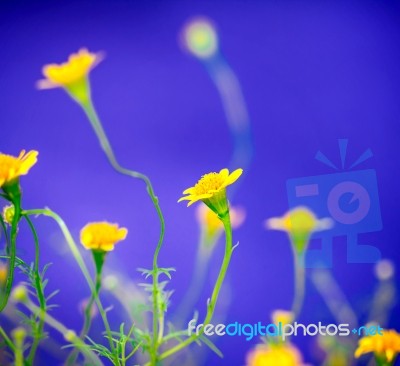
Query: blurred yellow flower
272,309,294,327
2,204,15,225
182,18,218,59
246,344,304,366
0,150,38,189
178,168,243,217
196,204,246,240
80,222,128,252
0,262,7,286
355,329,400,363
265,206,332,253
38,48,103,104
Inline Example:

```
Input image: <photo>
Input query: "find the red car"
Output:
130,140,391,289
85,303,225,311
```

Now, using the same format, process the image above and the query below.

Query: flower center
194,172,225,195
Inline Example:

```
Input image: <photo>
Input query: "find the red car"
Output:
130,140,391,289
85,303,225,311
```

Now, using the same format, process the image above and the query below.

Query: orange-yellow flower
80,222,128,252
38,48,103,104
0,150,38,188
246,344,304,366
355,329,400,363
178,168,243,217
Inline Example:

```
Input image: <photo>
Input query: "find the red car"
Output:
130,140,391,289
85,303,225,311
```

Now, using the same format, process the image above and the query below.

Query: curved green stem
154,212,233,363
24,215,46,365
291,253,305,321
22,208,119,366
81,99,166,362
0,195,21,312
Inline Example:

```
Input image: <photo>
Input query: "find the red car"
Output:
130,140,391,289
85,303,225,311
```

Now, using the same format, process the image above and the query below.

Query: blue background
1,0,400,365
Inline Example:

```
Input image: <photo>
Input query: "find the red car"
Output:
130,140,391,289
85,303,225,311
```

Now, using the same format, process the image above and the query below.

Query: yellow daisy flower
246,344,304,366
178,168,243,217
0,150,38,189
38,48,103,103
355,329,400,364
265,206,332,254
80,222,128,252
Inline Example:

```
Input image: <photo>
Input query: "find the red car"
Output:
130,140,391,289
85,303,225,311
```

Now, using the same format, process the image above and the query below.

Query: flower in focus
265,206,333,254
355,329,400,364
80,222,128,252
2,204,15,225
272,309,294,327
0,150,38,190
246,344,304,366
38,48,103,104
178,168,243,217
196,204,246,242
181,18,219,59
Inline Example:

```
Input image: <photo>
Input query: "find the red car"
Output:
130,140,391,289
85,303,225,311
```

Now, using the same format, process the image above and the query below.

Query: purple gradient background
1,0,400,365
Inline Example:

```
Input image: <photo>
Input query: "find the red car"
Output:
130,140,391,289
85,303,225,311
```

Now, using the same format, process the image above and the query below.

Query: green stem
0,193,21,312
81,99,166,362
22,299,103,366
24,216,46,366
154,213,233,363
66,251,105,366
22,208,119,365
291,253,305,321
0,325,16,353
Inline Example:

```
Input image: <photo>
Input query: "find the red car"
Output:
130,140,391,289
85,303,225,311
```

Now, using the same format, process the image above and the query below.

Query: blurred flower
0,262,7,286
265,206,333,254
272,309,294,327
246,344,304,366
38,48,103,104
355,329,400,364
80,222,128,252
181,18,219,59
375,260,395,281
196,204,246,240
0,150,38,189
2,204,15,225
178,168,243,217
11,327,26,344
11,285,28,303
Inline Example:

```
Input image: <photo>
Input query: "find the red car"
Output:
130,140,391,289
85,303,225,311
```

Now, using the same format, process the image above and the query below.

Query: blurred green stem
291,252,305,321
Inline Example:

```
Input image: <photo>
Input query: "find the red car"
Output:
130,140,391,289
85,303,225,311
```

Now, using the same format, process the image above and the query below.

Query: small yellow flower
355,329,400,363
266,206,332,254
178,168,243,217
80,222,128,252
2,205,15,225
246,344,304,366
11,285,28,303
11,327,27,344
0,150,38,189
38,48,103,104
272,309,294,327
